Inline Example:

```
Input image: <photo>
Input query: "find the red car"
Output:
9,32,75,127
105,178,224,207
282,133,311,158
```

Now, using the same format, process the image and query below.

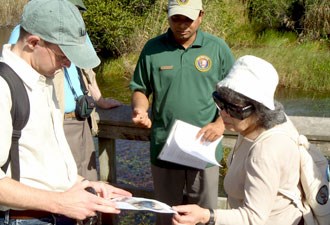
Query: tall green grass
98,0,330,101
1,0,329,93
233,30,330,92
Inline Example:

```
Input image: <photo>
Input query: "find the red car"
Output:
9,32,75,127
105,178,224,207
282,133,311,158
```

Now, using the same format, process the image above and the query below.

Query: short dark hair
216,87,286,129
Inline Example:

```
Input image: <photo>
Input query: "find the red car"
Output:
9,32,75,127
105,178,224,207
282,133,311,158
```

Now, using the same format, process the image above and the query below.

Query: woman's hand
172,204,211,225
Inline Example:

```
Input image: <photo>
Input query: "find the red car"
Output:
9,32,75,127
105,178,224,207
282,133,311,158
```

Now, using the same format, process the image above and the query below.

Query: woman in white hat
172,55,303,225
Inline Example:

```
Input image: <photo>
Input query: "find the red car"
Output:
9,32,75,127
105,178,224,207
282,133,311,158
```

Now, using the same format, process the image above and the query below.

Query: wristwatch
205,208,215,225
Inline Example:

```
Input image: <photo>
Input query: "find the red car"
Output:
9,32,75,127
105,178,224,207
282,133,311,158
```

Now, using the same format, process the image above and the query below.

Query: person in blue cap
0,0,131,224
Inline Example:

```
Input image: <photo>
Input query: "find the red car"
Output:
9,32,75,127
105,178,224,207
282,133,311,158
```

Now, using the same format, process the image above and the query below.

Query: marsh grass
234,30,330,92
0,0,27,27
99,0,330,98
304,0,330,40
128,0,168,54
2,0,329,94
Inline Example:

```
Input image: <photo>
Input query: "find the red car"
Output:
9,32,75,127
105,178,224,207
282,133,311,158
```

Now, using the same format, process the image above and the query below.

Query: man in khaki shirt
0,1,130,224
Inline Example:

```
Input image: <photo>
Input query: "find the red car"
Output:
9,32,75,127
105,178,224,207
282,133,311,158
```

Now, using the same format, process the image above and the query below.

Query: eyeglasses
212,91,255,120
47,45,68,63
39,40,69,64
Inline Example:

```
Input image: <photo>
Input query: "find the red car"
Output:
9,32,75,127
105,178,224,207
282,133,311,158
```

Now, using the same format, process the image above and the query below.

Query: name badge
159,66,174,71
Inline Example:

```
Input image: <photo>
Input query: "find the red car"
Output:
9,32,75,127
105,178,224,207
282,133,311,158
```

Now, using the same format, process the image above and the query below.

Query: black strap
76,67,89,95
65,67,90,99
0,62,30,181
64,68,79,100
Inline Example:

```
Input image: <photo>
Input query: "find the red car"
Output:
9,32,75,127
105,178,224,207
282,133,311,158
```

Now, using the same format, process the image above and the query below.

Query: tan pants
151,165,219,225
63,118,98,181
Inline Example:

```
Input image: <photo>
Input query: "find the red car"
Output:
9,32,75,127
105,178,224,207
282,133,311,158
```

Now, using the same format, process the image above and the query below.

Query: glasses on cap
212,91,255,120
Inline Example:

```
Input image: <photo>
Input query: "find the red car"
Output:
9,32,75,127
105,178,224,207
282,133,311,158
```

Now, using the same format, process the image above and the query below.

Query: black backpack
0,62,30,181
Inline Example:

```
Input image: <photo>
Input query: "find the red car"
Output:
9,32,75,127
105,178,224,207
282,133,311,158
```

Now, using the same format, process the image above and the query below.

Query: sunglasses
212,91,255,120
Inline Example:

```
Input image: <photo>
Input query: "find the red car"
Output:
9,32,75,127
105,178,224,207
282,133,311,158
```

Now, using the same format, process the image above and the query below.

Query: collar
1,44,47,90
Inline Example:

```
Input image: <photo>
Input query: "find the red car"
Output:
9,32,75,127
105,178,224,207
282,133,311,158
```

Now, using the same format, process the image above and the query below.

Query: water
276,87,330,117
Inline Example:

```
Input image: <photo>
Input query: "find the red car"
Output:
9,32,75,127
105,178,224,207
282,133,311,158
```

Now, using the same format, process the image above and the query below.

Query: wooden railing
97,105,330,198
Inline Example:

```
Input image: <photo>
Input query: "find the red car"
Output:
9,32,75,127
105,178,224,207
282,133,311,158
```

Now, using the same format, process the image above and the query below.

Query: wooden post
98,137,116,183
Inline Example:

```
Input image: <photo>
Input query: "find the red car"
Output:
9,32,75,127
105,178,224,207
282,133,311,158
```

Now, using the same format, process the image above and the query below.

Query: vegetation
87,0,330,104
1,2,329,224
82,0,156,57
1,0,329,97
0,0,27,26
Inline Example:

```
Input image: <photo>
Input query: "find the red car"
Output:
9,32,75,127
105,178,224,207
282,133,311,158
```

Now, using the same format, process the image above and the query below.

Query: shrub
303,0,330,40
246,0,330,40
82,0,155,58
128,0,168,55
246,0,305,34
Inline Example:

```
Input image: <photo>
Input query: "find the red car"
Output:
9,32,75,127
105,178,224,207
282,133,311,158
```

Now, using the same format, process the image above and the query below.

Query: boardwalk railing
97,105,330,200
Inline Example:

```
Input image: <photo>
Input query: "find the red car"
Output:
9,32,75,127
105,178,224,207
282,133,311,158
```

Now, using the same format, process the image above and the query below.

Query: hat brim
60,43,100,69
68,0,87,11
168,7,200,20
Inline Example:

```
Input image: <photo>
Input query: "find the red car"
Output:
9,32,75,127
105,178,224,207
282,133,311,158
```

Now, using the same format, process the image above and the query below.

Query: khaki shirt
215,120,302,225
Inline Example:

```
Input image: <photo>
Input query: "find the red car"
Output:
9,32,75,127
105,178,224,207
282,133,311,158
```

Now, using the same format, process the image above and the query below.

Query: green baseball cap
21,0,100,69
168,0,203,20
68,0,87,11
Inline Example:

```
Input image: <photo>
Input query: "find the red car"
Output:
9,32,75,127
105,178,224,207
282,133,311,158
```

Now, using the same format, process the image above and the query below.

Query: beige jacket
53,68,99,136
216,120,302,225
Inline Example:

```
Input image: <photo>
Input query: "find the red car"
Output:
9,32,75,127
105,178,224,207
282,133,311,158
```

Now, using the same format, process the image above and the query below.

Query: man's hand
132,108,152,128
131,91,151,128
87,83,122,109
55,180,132,220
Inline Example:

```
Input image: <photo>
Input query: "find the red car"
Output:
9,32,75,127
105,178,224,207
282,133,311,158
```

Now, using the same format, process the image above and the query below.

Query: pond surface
276,87,330,117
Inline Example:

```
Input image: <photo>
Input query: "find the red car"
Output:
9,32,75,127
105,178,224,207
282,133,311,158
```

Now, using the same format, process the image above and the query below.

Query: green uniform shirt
130,29,235,168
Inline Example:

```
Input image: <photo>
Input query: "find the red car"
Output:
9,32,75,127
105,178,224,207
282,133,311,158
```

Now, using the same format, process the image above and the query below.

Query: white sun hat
216,55,279,110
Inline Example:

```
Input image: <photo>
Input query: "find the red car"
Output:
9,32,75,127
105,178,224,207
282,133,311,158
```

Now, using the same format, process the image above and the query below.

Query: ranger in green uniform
130,0,235,224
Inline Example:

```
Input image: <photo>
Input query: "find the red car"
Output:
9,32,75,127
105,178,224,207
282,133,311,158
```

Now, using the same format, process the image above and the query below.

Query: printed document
158,120,223,169
111,196,176,214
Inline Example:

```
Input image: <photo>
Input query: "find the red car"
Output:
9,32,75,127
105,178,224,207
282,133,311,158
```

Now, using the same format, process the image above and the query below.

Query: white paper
158,120,222,169
111,196,177,214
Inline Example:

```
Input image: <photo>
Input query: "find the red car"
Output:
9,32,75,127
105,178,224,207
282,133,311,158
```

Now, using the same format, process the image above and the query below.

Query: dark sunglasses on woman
212,91,255,120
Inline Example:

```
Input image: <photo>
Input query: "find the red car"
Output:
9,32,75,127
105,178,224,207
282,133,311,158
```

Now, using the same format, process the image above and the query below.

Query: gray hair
216,87,286,129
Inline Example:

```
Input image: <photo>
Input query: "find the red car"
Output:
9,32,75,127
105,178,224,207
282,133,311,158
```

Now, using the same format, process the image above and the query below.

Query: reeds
304,0,330,40
0,0,28,27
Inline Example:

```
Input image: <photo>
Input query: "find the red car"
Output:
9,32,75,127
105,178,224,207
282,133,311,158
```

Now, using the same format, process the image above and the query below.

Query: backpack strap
250,128,305,209
0,62,30,181
277,135,310,212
